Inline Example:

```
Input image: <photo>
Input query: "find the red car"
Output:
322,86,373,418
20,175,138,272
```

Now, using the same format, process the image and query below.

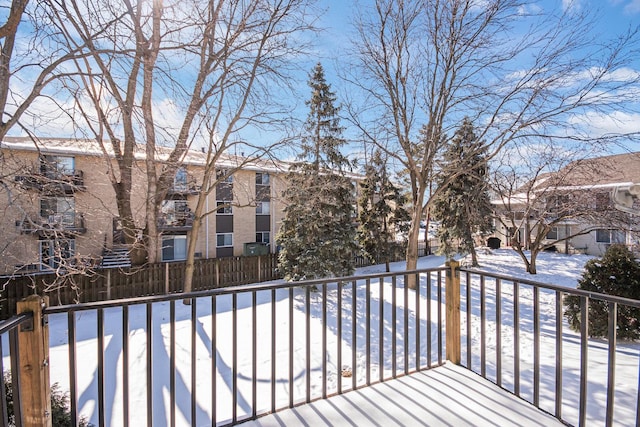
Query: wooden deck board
244,363,564,427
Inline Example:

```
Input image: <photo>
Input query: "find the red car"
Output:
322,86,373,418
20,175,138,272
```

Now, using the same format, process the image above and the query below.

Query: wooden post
445,260,461,364
106,269,111,300
17,295,52,427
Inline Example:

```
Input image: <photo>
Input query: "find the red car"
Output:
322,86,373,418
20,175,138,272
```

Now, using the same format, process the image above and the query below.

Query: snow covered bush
3,372,93,426
564,244,640,340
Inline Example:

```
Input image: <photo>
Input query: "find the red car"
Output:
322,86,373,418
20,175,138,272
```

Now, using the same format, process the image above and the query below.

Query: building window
216,169,233,183
162,235,187,261
217,233,233,247
174,167,188,192
595,229,626,244
39,239,75,270
256,201,270,215
546,227,558,240
216,201,232,214
41,155,75,177
40,197,75,225
256,232,270,244
256,172,270,186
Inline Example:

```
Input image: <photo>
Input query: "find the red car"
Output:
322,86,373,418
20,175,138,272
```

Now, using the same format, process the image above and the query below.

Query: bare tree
0,0,84,139
47,0,316,268
345,0,640,287
492,149,637,274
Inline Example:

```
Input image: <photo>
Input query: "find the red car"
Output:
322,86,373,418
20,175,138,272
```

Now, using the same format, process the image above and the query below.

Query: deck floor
244,363,564,427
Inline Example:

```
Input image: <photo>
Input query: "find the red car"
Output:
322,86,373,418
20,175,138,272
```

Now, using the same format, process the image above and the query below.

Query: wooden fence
0,254,280,319
0,241,437,319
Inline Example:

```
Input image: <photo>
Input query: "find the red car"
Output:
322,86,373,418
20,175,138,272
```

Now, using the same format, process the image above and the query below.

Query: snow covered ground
7,249,640,426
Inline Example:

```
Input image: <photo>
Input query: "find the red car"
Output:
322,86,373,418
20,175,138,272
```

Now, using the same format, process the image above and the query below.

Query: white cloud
567,111,640,136
624,0,640,14
562,0,583,12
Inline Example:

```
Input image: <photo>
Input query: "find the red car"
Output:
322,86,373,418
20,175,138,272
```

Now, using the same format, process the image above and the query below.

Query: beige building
0,137,290,274
492,152,640,256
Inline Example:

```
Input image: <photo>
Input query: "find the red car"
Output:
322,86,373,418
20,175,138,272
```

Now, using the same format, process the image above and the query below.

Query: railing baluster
555,291,563,420
437,271,443,366
496,278,502,387
480,275,486,377
514,282,520,396
305,286,311,403
252,291,257,418
392,276,397,378
211,295,217,425
579,296,589,427
379,277,384,383
191,298,197,426
427,272,432,368
606,301,617,427
68,311,78,427
98,308,105,427
0,338,6,427
170,300,176,427
8,326,21,427
288,287,294,408
271,288,276,414
366,278,371,386
232,293,238,423
325,283,330,397
146,303,153,427
352,279,357,390
122,305,129,427
466,271,471,369
404,274,409,375
416,272,421,372
337,281,343,393
533,287,540,407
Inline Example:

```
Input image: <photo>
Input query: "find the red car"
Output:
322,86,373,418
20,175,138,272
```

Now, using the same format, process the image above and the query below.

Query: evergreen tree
358,150,410,271
276,63,358,281
564,244,640,340
432,118,493,266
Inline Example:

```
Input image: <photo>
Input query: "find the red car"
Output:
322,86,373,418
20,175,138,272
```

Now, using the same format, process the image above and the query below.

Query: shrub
564,244,640,340
3,372,93,426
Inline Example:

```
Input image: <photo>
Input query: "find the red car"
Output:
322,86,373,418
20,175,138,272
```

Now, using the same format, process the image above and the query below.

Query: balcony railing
0,264,638,426
16,213,87,235
14,168,85,193
158,210,194,231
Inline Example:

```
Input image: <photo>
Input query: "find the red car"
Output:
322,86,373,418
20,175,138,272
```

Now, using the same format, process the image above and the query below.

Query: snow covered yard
6,249,639,426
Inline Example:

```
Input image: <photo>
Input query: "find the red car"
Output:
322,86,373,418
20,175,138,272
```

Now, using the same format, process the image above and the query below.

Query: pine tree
358,150,410,271
276,63,358,281
564,244,640,339
432,118,493,266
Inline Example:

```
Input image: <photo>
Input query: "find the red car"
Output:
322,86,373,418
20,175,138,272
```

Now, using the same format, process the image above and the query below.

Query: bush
3,371,93,426
564,244,640,340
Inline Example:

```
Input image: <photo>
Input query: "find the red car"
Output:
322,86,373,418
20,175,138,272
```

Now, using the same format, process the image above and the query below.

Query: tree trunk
405,194,424,289
528,249,538,274
470,246,479,267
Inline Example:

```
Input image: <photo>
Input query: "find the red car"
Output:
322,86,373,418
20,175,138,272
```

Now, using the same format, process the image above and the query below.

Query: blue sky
7,0,640,159
295,0,640,160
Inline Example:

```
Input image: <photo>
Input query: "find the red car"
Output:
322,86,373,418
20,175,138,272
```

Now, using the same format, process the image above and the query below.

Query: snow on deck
246,363,563,427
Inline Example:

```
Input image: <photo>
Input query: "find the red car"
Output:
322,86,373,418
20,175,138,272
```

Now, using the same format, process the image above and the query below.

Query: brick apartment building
0,137,291,274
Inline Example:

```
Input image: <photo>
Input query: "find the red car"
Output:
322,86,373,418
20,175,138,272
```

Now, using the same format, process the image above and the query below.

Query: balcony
14,168,85,193
16,212,86,236
167,178,201,196
0,265,637,426
158,209,194,231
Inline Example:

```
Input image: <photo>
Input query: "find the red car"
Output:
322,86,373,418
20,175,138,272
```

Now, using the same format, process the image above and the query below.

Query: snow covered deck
246,363,563,426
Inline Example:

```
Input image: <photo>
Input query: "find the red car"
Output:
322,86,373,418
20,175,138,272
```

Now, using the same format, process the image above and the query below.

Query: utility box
244,242,269,256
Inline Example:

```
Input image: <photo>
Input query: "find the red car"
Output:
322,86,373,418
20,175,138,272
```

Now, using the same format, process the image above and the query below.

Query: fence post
17,295,52,427
445,260,461,364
